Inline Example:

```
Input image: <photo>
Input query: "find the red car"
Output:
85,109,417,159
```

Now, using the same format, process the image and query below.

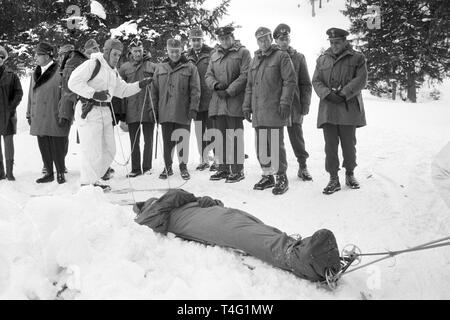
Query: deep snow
0,74,449,299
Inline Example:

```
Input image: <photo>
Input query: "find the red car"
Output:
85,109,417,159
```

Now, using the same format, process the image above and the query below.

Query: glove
188,110,198,120
214,82,228,90
139,77,153,89
216,90,230,99
326,91,346,103
243,110,252,123
93,90,109,101
81,101,94,119
27,117,31,126
279,105,291,120
57,118,70,127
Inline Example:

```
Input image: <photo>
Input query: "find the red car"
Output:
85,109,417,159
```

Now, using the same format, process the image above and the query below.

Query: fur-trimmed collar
33,62,58,89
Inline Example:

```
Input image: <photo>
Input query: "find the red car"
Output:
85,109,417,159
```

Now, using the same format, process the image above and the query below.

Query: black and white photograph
0,0,449,302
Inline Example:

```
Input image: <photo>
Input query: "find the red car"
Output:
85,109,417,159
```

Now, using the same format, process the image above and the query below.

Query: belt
93,101,111,107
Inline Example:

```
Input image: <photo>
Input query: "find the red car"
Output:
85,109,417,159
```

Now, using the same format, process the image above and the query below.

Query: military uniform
205,26,252,182
185,29,214,169
243,27,297,195
273,24,313,181
312,28,368,194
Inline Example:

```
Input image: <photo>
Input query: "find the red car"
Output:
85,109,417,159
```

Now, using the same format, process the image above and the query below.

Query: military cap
58,44,75,55
255,27,272,39
167,38,182,49
326,27,349,40
215,26,234,37
189,28,204,39
84,39,100,51
35,42,55,57
273,23,291,39
129,37,143,49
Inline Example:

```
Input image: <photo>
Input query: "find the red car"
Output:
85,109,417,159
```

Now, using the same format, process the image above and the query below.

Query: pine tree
0,0,232,75
343,0,450,102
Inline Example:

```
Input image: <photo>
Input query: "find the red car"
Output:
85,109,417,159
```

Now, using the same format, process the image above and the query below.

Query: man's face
108,48,122,68
190,38,203,50
218,35,234,50
131,47,143,62
34,53,51,67
0,54,5,67
330,38,347,55
275,35,290,51
257,34,273,52
85,46,100,58
167,48,182,62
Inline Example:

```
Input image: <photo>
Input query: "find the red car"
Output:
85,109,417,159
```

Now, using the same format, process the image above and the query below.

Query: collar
41,60,54,74
255,44,279,59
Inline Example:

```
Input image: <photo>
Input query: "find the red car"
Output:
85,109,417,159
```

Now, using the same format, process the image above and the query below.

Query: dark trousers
322,123,357,175
0,135,14,162
194,111,214,163
255,127,288,175
128,122,155,172
287,123,309,166
37,136,67,175
161,122,190,169
213,115,244,173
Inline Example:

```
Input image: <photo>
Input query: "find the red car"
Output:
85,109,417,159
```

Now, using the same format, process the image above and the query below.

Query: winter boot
57,173,66,184
253,175,275,190
36,173,55,184
345,171,360,189
196,162,210,171
0,161,5,180
272,174,289,195
323,175,341,195
159,166,174,180
226,172,245,183
126,170,142,178
6,160,15,181
101,167,115,181
298,164,313,181
180,165,191,180
210,170,229,181
209,162,219,172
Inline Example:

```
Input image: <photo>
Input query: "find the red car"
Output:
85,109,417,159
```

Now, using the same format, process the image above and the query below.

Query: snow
1,0,450,300
110,21,138,39
90,0,107,20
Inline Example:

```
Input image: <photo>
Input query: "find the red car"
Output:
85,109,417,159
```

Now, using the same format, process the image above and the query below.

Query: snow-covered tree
343,0,450,102
0,0,232,75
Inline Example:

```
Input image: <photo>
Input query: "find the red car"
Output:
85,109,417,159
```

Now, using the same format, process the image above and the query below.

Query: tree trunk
391,81,397,100
407,71,417,103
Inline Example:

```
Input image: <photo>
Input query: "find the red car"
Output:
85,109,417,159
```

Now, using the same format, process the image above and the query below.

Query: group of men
0,23,367,195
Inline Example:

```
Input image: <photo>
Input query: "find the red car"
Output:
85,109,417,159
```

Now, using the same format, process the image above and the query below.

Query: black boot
36,173,54,184
210,170,229,181
102,167,115,181
0,161,5,180
159,166,174,180
323,175,341,195
253,175,275,190
180,165,191,180
226,171,245,183
272,174,289,195
6,160,15,181
57,173,66,184
298,164,312,181
126,170,142,178
345,171,360,189
196,162,210,171
209,162,219,172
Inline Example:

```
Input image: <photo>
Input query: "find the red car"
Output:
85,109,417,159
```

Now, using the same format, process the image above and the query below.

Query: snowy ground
0,74,449,300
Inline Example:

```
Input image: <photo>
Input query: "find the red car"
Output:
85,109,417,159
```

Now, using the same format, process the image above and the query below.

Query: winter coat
312,45,368,128
186,45,213,113
58,50,88,122
134,189,341,283
151,56,201,126
205,41,252,118
0,66,23,135
286,47,312,124
27,62,69,137
68,52,141,103
119,54,157,124
242,45,297,128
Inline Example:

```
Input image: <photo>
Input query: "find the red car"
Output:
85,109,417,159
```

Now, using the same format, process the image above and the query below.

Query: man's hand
243,110,252,123
188,110,198,120
214,82,228,90
93,90,109,101
139,77,153,89
279,105,291,120
57,118,70,128
216,90,230,99
326,91,346,103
